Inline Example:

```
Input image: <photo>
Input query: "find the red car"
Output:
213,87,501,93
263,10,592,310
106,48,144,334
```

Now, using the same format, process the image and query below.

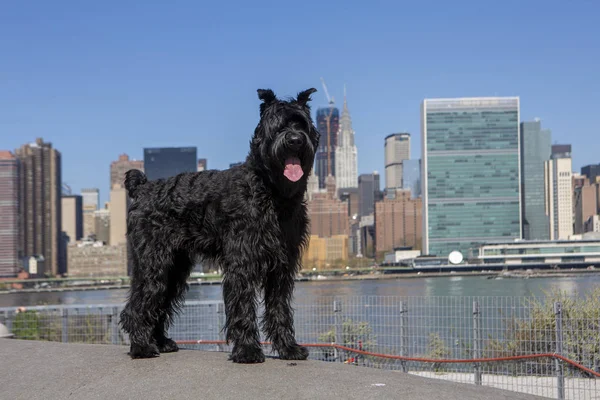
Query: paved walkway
1,339,547,400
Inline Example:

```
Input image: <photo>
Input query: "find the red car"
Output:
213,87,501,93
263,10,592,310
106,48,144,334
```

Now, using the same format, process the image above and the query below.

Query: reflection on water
1,274,600,308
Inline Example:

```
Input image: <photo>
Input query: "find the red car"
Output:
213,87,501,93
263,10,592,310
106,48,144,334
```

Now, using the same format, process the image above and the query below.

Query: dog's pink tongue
284,157,303,182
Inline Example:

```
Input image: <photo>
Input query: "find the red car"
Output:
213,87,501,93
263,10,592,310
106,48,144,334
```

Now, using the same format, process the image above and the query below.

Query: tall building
15,138,63,276
315,105,340,189
334,90,358,189
545,145,573,240
110,154,144,189
375,190,422,253
0,151,21,277
422,97,521,257
574,180,599,234
385,133,410,191
305,172,320,202
109,186,129,246
581,164,600,184
358,172,381,217
81,188,100,237
197,158,207,172
144,147,197,181
520,120,552,240
402,159,421,199
307,177,349,238
94,208,110,244
61,195,83,243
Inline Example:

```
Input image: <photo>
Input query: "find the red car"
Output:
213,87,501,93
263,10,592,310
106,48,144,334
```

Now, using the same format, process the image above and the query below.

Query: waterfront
2,273,600,308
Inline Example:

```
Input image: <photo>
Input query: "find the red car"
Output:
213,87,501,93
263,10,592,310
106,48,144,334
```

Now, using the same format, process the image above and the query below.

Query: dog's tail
124,169,147,199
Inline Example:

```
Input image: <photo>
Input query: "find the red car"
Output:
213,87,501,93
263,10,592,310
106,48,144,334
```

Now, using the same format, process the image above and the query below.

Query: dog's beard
268,130,314,184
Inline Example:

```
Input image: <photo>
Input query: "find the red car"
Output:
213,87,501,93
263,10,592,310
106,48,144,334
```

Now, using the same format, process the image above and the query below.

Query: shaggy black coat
119,88,319,363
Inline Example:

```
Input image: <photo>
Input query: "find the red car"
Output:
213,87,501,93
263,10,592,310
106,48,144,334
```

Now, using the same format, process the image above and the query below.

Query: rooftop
1,339,544,400
0,150,15,160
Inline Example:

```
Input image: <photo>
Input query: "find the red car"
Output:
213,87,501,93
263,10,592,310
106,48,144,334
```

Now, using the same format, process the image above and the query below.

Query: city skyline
2,2,598,206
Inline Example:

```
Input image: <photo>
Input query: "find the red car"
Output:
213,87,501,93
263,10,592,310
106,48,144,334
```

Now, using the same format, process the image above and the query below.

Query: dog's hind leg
122,245,173,359
263,266,308,360
222,261,264,364
153,252,194,353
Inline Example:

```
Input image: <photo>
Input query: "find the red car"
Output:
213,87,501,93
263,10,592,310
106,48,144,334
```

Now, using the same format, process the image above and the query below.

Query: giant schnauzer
120,87,319,363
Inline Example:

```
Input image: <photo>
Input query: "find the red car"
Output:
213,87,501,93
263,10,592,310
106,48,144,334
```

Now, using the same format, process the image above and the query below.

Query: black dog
119,88,319,363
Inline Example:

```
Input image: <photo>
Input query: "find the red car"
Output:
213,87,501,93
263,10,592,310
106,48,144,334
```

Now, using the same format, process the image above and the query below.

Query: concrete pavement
1,339,547,400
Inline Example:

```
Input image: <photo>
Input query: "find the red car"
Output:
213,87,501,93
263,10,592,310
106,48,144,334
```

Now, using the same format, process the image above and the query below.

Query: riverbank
2,268,600,295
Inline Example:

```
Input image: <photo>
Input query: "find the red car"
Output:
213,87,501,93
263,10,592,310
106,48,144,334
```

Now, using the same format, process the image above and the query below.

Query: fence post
217,302,226,352
473,300,482,385
3,310,12,334
61,308,68,343
399,301,408,373
111,306,119,345
554,302,565,400
334,300,342,362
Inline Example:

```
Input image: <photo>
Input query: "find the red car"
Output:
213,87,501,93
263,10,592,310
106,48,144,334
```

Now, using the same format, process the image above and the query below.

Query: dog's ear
257,89,277,115
296,88,317,107
257,89,277,104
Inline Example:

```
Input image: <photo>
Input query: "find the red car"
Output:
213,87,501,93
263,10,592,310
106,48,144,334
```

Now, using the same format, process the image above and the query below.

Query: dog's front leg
263,269,309,361
222,268,264,363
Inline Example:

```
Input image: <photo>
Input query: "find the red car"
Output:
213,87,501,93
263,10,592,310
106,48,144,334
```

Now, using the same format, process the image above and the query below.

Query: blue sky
1,1,598,205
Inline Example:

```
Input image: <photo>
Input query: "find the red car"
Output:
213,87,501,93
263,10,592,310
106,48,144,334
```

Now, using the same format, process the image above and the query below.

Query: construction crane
320,77,336,177
62,183,72,196
320,77,335,106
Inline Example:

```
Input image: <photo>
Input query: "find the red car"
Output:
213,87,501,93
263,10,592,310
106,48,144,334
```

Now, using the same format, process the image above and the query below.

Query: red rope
175,340,600,378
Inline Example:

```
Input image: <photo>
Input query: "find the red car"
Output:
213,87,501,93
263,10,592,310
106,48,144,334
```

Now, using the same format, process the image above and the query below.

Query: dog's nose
287,133,304,149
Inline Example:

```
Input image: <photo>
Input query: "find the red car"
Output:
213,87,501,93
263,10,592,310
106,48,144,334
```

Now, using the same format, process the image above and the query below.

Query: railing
1,294,599,400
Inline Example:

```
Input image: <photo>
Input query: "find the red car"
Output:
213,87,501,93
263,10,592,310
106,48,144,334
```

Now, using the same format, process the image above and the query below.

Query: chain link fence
1,293,599,400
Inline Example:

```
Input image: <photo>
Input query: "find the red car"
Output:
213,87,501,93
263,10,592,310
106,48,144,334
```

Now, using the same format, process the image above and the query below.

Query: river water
2,274,600,308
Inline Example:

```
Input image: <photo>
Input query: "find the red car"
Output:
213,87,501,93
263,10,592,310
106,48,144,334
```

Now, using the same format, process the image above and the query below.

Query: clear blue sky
1,1,598,205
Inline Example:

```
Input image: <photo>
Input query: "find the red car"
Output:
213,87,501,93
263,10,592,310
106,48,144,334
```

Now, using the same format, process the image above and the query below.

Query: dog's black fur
119,88,319,363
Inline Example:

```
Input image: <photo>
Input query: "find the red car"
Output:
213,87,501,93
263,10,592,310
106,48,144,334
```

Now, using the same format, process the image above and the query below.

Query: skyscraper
81,188,100,237
384,133,410,191
110,154,144,188
520,120,551,240
144,147,197,181
358,172,381,217
545,145,573,240
422,97,521,257
197,158,207,172
334,89,358,189
315,105,340,189
581,164,600,184
0,151,21,277
402,159,422,199
61,195,83,243
15,138,63,276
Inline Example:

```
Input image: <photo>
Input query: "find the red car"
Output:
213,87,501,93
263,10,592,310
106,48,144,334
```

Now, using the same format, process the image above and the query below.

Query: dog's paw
128,343,160,359
278,344,309,360
158,338,179,353
229,345,265,364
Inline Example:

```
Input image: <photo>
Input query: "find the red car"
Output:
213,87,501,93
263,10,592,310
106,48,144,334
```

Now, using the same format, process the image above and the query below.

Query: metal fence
1,295,599,400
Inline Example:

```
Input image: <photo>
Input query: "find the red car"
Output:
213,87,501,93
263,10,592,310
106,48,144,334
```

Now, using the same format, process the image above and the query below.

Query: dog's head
248,88,320,197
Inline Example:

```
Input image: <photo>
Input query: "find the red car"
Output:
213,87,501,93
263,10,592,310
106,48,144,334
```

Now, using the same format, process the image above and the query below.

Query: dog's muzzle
285,132,305,151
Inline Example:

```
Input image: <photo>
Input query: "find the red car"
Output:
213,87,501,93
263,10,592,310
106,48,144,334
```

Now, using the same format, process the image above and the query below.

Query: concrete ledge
1,339,545,400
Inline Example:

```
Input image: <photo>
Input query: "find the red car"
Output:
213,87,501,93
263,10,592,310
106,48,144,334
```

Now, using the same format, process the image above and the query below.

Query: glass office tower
421,97,521,257
143,147,197,181
520,120,551,240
